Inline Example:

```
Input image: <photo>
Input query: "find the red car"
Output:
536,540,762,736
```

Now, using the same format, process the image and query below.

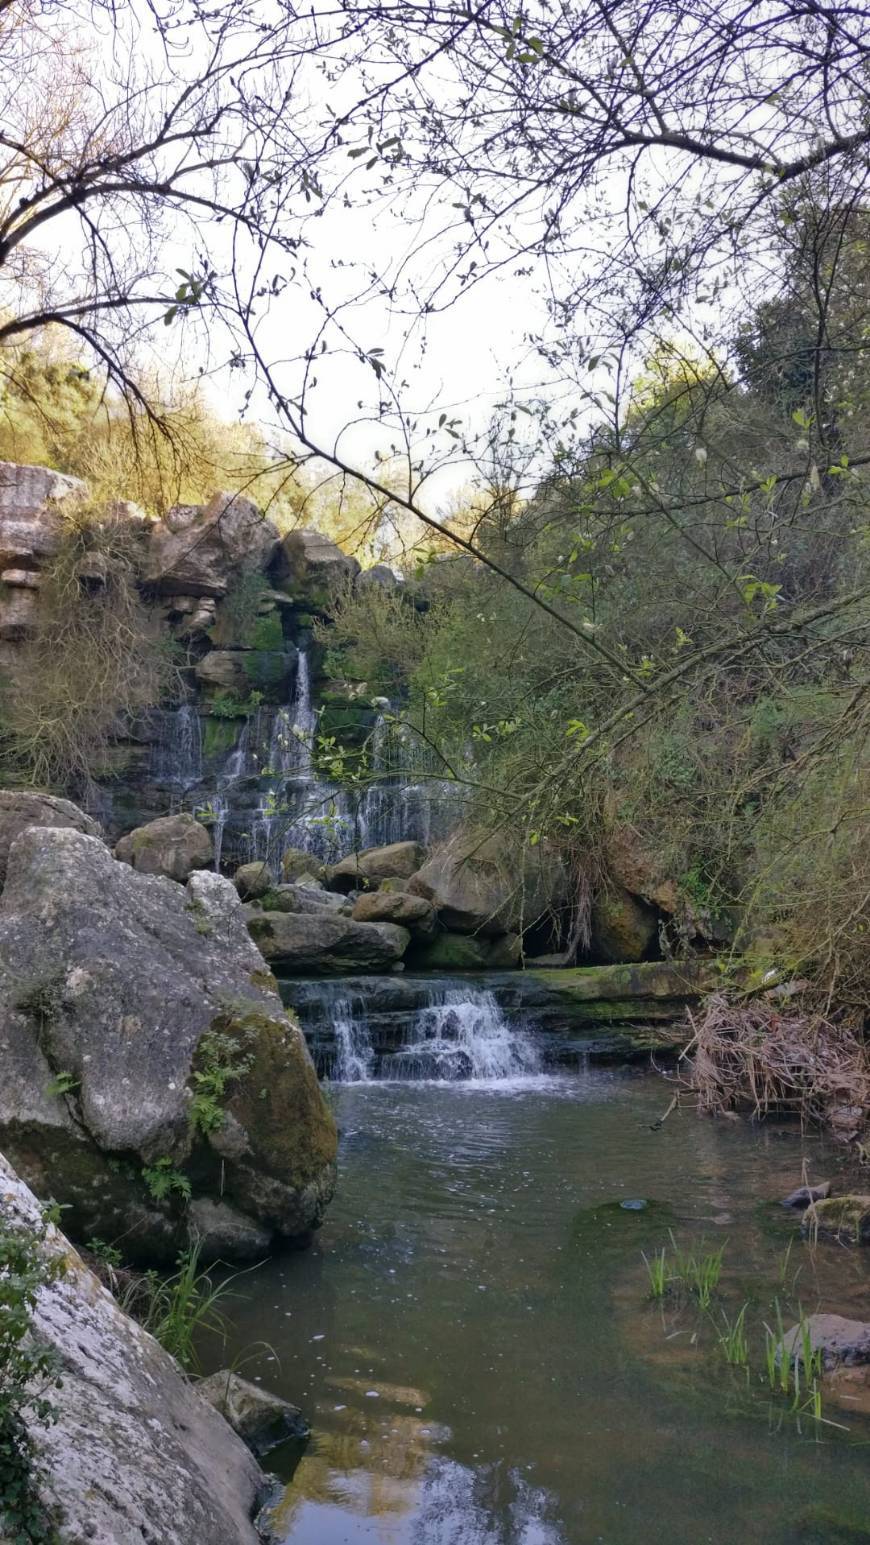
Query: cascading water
289,978,541,1083
150,705,203,792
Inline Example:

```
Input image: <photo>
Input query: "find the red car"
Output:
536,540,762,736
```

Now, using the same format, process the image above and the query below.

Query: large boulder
590,884,659,963
408,828,568,937
0,460,86,570
328,840,426,892
115,811,213,882
144,490,279,597
234,859,275,900
257,883,351,916
272,528,360,601
247,909,409,973
0,790,102,889
0,828,336,1260
0,1151,270,1543
352,889,436,936
282,846,326,884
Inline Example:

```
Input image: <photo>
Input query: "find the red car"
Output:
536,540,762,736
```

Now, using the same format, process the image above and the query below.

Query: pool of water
205,1068,870,1544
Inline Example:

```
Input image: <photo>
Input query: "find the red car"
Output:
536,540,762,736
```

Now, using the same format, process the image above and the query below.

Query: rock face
328,840,427,891
115,811,213,882
273,527,361,599
0,790,102,889
409,829,567,937
0,1151,270,1544
351,889,436,936
0,460,86,569
248,909,410,973
590,884,659,963
144,490,280,597
0,827,336,1260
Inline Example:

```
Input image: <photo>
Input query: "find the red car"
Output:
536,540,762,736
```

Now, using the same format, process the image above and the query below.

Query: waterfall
392,987,541,1081
150,705,203,791
299,980,541,1083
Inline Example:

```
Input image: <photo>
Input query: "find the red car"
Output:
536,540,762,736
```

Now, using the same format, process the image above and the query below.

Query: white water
326,984,540,1084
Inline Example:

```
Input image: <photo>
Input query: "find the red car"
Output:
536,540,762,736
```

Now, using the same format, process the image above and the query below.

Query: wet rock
0,826,336,1260
115,811,213,882
351,889,437,936
197,1370,309,1456
803,1196,870,1244
187,1198,272,1262
145,490,279,597
408,827,568,937
0,1150,270,1544
248,909,410,973
590,884,659,963
328,840,427,891
234,859,276,900
782,1313,870,1369
782,1181,831,1209
0,789,102,889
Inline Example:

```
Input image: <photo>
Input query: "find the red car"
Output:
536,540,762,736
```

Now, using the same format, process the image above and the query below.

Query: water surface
208,1069,870,1545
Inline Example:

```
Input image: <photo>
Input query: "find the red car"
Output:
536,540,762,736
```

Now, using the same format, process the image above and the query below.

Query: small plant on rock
189,1028,255,1137
142,1157,191,1205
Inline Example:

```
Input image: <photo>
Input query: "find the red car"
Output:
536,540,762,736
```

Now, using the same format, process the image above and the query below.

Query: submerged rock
248,908,410,973
0,827,336,1260
782,1181,831,1209
782,1313,870,1369
115,810,213,882
0,1150,270,1544
0,789,102,889
197,1370,309,1456
802,1196,870,1244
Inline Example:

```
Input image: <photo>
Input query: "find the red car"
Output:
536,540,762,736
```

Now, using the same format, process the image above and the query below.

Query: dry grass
684,991,870,1131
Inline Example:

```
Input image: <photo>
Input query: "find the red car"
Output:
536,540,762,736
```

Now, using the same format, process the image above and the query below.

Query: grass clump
120,1244,234,1371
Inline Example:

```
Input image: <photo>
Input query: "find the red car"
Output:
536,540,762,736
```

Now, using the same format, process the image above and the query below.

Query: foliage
189,1029,254,1137
141,1158,191,1206
119,1245,234,1372
0,501,177,790
207,690,263,720
0,1209,66,1544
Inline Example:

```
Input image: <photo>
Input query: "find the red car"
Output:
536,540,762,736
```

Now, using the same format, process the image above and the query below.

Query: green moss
241,650,294,697
249,967,279,992
408,933,491,970
202,715,240,760
318,701,375,746
804,1196,870,1244
248,612,284,651
215,1007,337,1181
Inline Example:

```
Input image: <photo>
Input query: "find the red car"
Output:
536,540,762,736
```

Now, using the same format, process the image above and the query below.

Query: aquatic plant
716,1304,749,1367
642,1248,670,1300
120,1245,233,1371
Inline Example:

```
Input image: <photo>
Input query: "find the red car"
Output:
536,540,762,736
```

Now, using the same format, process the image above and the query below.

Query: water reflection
201,1073,870,1545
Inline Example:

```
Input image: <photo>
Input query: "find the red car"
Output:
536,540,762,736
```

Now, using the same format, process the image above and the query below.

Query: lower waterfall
299,978,541,1083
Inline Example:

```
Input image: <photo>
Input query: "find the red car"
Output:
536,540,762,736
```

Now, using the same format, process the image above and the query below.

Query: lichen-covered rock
803,1195,870,1244
115,811,213,882
0,790,102,889
0,827,336,1260
257,883,351,916
0,1151,270,1544
590,884,659,963
351,889,436,936
408,828,568,937
248,909,410,973
197,1370,308,1455
234,859,276,900
145,490,279,597
328,840,427,891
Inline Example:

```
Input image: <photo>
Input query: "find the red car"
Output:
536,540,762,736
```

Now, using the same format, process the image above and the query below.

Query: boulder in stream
0,1149,271,1544
408,827,568,937
351,888,437,936
328,839,427,891
0,827,336,1261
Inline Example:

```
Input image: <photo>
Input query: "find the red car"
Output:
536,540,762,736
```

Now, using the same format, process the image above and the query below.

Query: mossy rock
202,715,240,762
803,1196,870,1244
408,932,494,971
241,650,296,698
318,701,376,746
